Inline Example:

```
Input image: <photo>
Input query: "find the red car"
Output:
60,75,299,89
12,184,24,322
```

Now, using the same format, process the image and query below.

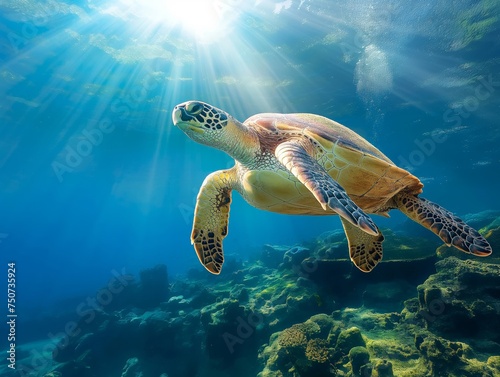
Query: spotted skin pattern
395,192,492,257
191,169,234,274
178,102,228,130
341,218,384,272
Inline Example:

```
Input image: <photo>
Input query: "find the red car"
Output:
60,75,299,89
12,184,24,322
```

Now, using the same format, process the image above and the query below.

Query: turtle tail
395,192,492,257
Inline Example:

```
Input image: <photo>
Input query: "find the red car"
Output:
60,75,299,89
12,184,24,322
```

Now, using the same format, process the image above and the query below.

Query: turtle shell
243,113,423,214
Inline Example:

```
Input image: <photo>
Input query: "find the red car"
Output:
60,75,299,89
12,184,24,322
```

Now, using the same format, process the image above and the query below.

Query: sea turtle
172,101,492,274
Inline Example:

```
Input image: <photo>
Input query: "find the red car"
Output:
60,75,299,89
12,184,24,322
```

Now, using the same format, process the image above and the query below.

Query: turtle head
172,101,234,148
173,100,258,162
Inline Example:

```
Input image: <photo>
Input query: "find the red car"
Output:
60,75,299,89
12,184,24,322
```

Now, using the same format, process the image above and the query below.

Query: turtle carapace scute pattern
172,100,492,274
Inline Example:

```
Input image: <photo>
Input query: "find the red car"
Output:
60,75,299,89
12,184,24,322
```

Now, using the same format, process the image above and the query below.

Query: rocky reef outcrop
406,256,500,355
19,213,500,377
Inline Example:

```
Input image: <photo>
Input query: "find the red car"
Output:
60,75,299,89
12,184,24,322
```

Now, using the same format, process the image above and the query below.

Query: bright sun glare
141,0,235,42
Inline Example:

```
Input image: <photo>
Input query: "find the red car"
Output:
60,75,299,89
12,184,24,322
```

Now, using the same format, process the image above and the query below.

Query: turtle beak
172,105,204,134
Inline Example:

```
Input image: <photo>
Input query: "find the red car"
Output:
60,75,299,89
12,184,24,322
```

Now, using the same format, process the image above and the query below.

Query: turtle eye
186,102,203,116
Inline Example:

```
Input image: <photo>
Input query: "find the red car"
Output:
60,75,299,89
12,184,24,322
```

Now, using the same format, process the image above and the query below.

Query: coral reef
259,317,336,377
305,338,330,363
15,215,500,377
414,333,499,377
413,257,500,353
277,326,307,349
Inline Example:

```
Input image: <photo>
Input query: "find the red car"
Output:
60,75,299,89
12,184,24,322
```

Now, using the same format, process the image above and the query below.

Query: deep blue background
0,0,499,319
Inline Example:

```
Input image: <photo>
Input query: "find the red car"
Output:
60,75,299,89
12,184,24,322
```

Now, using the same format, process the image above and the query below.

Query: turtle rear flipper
395,192,492,256
340,218,384,272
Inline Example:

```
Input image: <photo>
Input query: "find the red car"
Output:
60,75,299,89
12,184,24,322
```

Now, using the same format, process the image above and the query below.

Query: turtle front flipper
275,140,379,236
191,168,236,274
395,192,492,257
340,218,384,272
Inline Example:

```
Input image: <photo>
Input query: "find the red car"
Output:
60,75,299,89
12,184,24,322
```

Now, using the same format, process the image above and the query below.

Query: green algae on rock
374,359,394,377
415,257,500,347
334,327,366,361
457,0,500,49
348,346,370,376
415,334,498,377
487,355,500,371
38,237,500,377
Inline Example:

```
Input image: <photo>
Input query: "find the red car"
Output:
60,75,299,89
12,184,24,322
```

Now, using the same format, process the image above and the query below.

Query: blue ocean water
1,0,498,309
0,0,499,374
